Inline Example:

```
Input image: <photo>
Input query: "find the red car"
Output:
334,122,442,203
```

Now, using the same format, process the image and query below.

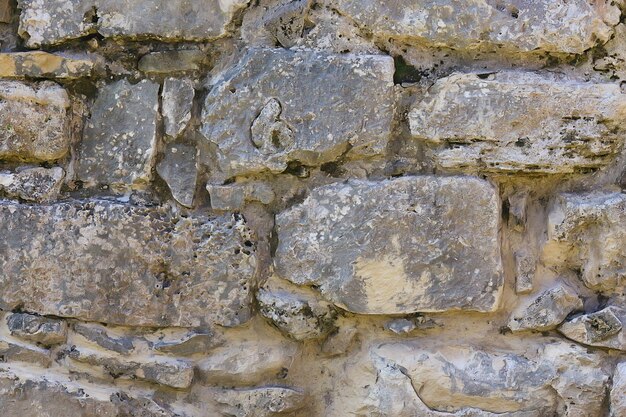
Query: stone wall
0,0,625,416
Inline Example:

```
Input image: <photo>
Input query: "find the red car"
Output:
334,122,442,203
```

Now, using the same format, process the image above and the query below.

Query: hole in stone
393,56,423,84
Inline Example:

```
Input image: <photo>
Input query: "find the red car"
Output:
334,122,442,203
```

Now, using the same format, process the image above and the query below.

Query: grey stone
0,52,93,78
0,200,257,327
409,72,626,174
68,347,194,389
0,81,70,162
559,306,626,351
384,316,438,334
371,340,609,416
76,79,159,189
208,182,275,211
548,192,626,292
6,313,67,346
508,284,582,332
162,78,194,139
138,50,206,74
156,142,197,208
274,176,503,315
154,331,223,356
0,340,51,367
263,0,310,48
73,323,135,354
211,386,306,417
326,0,620,54
0,166,64,202
257,277,337,341
611,362,626,417
200,48,394,179
18,0,251,47
514,251,535,294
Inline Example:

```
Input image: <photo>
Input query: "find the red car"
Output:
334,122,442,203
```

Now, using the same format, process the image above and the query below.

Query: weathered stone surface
548,192,626,292
321,325,358,357
211,386,306,417
508,284,582,332
18,0,251,47
0,0,12,23
0,51,92,78
73,323,135,354
559,306,626,351
0,81,70,162
138,50,206,73
76,79,159,189
156,142,197,208
201,48,394,179
0,340,51,367
0,166,64,202
257,277,337,341
371,340,609,416
69,347,194,389
197,340,296,385
162,78,194,139
208,181,275,211
611,362,626,417
263,0,309,48
327,0,620,54
384,316,438,334
0,201,256,327
6,313,67,346
514,251,535,294
275,176,502,315
508,191,529,232
154,331,223,356
409,72,626,174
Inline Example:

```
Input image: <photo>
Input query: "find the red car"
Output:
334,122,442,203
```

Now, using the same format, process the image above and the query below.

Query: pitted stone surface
201,48,394,179
508,284,582,332
559,306,626,351
0,200,257,327
409,72,626,174
0,166,64,202
274,176,503,314
326,0,620,54
6,313,68,346
0,81,70,162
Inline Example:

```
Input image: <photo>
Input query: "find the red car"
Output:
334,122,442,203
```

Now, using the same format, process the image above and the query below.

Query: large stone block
326,0,620,54
18,0,250,47
410,72,626,174
200,48,394,179
0,200,257,327
0,81,70,162
548,192,626,292
75,79,159,188
274,176,503,315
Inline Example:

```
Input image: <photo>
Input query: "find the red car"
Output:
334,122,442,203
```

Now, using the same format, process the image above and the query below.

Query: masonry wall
0,0,625,416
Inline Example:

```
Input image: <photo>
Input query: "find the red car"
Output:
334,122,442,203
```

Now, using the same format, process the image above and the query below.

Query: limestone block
0,52,93,78
508,284,582,332
6,313,68,346
559,306,626,351
0,166,64,202
156,142,197,208
162,78,194,140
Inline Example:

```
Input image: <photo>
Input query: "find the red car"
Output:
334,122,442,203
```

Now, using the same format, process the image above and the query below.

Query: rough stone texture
0,0,12,23
0,51,93,78
76,79,159,189
154,331,223,356
208,181,275,211
612,362,626,417
559,306,626,351
162,78,194,140
409,72,626,174
0,166,64,202
514,251,535,294
275,176,502,314
0,201,257,327
138,50,206,73
0,81,70,162
211,386,306,417
0,341,51,367
18,0,251,47
201,48,394,179
548,192,626,292
326,0,620,54
6,313,67,346
508,284,582,332
262,0,309,48
73,323,135,354
156,142,197,207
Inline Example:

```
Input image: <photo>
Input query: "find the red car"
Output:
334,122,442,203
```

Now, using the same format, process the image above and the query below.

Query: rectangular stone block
0,201,257,327
0,52,93,79
410,72,626,174
0,81,70,162
328,0,620,54
201,48,394,180
274,176,503,315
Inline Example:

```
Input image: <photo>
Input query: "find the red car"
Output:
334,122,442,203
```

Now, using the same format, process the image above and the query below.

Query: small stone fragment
6,313,67,346
257,277,337,341
76,79,159,189
162,78,194,139
197,340,297,385
0,81,70,162
208,182,275,211
0,166,64,202
611,362,626,417
508,284,582,332
0,340,51,367
274,176,503,315
0,52,93,78
154,331,223,356
211,386,306,417
508,191,529,231
156,142,197,207
73,323,135,354
559,306,626,351
0,0,12,23
201,48,394,179
410,72,626,174
138,50,206,73
263,0,310,48
514,251,536,294
384,316,438,334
